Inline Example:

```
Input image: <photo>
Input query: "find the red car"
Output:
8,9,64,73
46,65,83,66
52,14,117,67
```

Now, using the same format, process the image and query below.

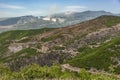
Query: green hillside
0,28,53,42
0,15,120,79
0,28,52,53
68,35,120,74
0,64,119,80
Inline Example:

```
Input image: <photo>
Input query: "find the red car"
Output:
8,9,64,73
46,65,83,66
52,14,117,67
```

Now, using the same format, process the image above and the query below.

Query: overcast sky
0,0,120,18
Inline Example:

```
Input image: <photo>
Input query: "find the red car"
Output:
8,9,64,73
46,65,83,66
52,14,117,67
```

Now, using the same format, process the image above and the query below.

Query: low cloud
0,3,26,9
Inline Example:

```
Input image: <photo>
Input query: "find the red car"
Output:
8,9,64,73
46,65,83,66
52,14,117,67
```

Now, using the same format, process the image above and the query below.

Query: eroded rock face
111,57,120,68
71,24,120,49
3,16,120,71
6,23,120,71
41,46,49,53
8,43,23,53
8,42,37,53
8,50,71,71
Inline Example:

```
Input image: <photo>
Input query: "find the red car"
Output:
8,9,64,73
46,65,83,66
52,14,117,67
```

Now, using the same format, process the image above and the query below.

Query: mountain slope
0,15,120,74
68,35,120,74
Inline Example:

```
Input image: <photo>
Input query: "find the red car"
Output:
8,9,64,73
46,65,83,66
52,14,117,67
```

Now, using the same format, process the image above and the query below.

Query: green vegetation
68,36,120,74
77,46,92,52
0,28,53,43
95,16,120,27
64,34,87,47
105,17,120,27
0,28,52,62
1,16,120,79
0,64,118,80
52,46,65,50
41,34,63,42
1,48,40,63
17,38,31,43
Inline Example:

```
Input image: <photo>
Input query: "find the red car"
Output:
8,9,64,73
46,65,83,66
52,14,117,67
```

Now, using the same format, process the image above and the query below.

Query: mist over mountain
0,10,115,33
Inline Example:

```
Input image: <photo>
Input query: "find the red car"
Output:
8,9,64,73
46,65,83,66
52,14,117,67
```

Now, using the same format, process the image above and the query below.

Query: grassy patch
2,48,39,63
52,46,65,50
0,64,118,80
68,36,120,73
105,17,120,27
41,34,63,42
0,28,53,44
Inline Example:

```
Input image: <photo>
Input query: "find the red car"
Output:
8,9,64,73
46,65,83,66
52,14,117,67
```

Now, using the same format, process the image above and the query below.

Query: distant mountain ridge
0,10,118,33
52,10,113,19
0,15,38,26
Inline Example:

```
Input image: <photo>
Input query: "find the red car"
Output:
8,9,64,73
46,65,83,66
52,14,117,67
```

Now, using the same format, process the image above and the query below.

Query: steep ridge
0,15,120,73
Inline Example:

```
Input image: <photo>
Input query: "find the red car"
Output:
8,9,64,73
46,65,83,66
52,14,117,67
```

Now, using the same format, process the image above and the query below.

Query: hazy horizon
0,0,120,18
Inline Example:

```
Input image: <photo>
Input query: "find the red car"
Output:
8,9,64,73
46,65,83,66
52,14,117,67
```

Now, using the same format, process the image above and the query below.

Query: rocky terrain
0,15,120,77
0,15,120,80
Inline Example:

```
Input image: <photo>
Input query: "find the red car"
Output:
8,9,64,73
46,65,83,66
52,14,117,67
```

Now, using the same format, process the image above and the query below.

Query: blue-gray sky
0,0,120,18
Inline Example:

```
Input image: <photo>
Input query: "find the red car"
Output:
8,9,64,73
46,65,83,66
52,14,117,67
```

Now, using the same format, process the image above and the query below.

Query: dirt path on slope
61,64,120,79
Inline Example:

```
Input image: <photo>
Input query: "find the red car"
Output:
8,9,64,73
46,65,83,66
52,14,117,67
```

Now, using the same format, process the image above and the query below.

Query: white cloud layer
0,3,26,9
65,5,87,12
